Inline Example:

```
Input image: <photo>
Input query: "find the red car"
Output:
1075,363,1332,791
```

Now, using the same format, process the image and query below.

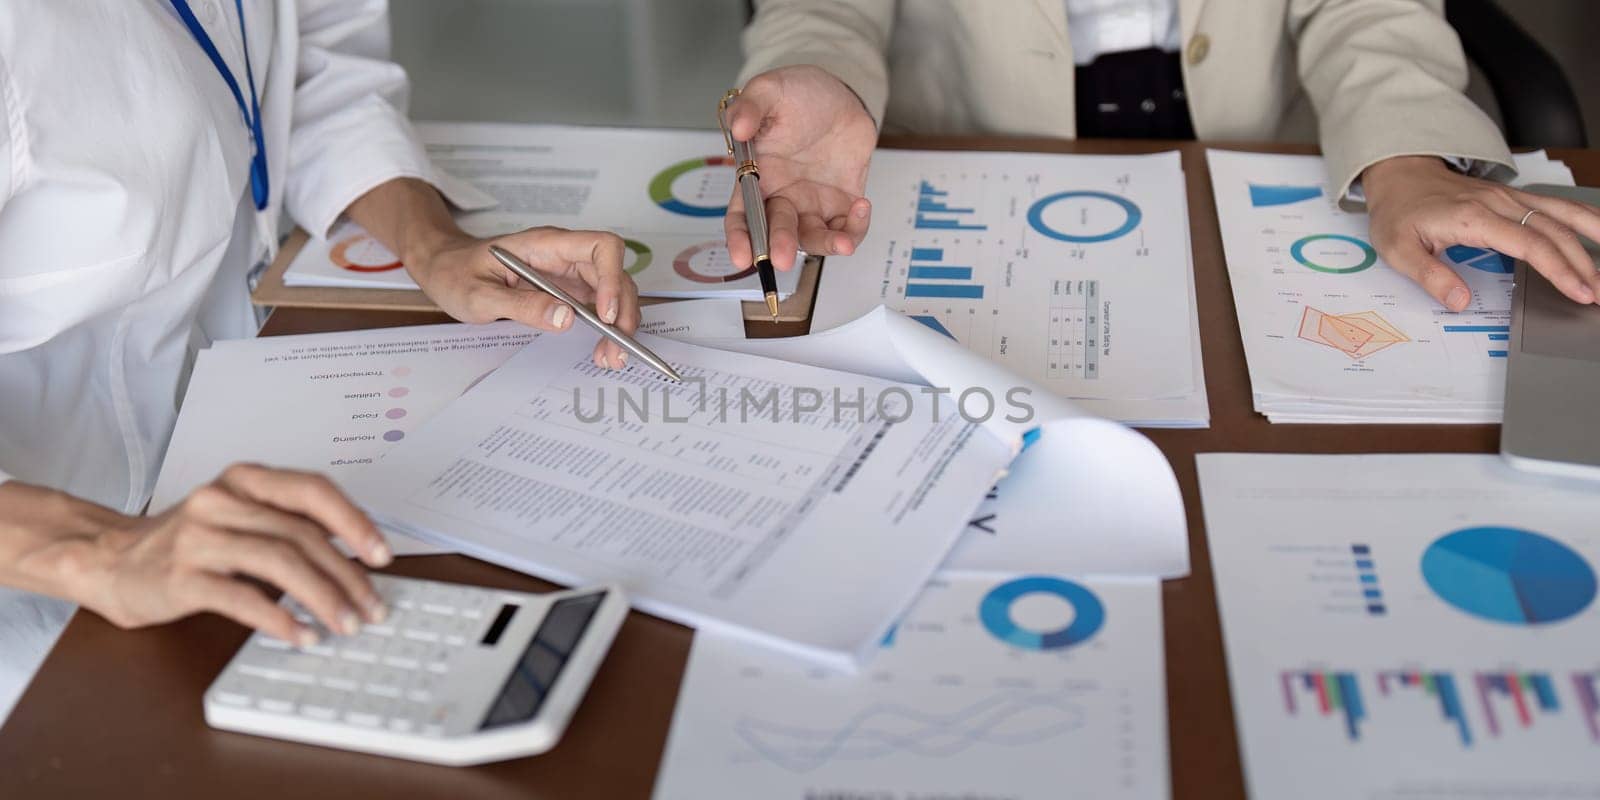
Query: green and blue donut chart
979,576,1105,651
623,238,653,275
1291,234,1378,274
648,155,734,217
1026,191,1142,243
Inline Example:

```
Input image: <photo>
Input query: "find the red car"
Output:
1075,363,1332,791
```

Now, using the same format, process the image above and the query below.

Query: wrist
398,216,472,275
1362,156,1448,201
0,482,123,605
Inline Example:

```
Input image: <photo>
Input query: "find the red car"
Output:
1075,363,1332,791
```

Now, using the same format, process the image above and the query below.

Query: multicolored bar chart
914,181,987,231
1377,670,1472,746
1281,669,1365,740
1475,671,1559,737
1575,671,1600,743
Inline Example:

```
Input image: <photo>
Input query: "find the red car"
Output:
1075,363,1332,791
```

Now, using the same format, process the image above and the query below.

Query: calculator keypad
209,575,520,737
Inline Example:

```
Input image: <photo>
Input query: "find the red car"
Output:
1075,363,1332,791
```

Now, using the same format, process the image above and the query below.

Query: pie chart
1421,526,1596,625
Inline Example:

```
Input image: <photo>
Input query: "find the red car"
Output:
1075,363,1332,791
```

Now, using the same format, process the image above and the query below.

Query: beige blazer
737,0,1515,203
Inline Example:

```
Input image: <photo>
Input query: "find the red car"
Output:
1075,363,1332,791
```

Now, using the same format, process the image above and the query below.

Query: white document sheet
150,300,745,555
1198,453,1600,800
350,330,1018,667
1207,149,1574,424
703,307,1190,579
810,149,1201,412
282,122,801,301
653,574,1169,800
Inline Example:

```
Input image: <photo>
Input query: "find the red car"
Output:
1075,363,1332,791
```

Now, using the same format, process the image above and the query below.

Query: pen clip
717,88,740,155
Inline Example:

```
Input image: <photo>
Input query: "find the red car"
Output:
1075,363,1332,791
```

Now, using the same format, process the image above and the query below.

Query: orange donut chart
331,233,404,273
673,240,755,284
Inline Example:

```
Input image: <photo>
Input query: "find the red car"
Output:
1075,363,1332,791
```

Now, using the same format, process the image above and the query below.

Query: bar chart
1476,671,1560,738
1575,671,1600,743
1441,322,1513,359
1281,669,1365,740
914,180,987,231
1376,670,1472,746
904,246,984,300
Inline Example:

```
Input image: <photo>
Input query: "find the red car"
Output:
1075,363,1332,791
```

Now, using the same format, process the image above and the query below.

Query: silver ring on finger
1519,209,1541,226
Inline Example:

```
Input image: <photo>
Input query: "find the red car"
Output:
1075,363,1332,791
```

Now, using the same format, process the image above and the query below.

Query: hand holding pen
718,70,877,290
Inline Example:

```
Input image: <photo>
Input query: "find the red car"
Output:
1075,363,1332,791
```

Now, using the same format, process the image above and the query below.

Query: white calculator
204,574,628,765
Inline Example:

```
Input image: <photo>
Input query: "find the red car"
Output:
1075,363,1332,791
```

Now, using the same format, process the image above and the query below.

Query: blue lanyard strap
167,0,270,210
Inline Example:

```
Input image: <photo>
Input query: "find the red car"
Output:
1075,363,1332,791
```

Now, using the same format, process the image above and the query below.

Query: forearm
341,177,472,281
740,0,894,126
1289,0,1511,207
0,481,119,603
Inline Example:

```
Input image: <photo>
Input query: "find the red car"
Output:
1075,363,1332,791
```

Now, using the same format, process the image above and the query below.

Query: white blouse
0,0,469,721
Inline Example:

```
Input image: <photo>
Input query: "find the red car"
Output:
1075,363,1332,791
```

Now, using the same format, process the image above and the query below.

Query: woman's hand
0,465,391,646
406,227,643,369
1364,156,1600,310
343,177,643,370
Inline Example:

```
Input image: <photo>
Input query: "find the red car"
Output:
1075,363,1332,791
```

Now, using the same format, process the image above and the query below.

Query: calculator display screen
479,591,607,730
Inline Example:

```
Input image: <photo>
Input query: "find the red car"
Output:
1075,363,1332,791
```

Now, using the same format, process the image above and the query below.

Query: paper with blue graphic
654,575,1167,800
1208,148,1575,423
1199,453,1600,800
810,149,1204,426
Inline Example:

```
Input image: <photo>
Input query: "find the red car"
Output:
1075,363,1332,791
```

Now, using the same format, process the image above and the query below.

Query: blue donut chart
1026,191,1142,243
979,576,1105,651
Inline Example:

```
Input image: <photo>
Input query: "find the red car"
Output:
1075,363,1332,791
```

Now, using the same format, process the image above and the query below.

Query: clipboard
251,229,823,323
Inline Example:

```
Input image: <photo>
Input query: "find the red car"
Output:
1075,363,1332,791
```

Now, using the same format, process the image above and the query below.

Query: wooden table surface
3,138,1591,799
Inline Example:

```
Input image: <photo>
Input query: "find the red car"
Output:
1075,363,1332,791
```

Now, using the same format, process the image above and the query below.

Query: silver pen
488,244,683,382
719,89,781,320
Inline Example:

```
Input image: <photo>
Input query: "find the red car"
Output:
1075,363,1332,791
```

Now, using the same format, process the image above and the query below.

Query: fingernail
604,298,619,324
367,598,389,624
369,540,392,567
855,204,869,218
1445,287,1469,310
1580,285,1597,304
550,305,571,329
616,351,629,369
295,627,319,649
339,610,361,636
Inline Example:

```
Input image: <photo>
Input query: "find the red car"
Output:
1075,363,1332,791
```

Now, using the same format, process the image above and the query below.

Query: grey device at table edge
719,89,781,321
1501,183,1600,481
488,245,684,382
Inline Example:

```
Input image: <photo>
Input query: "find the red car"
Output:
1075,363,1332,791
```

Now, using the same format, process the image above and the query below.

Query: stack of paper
157,301,1190,794
151,298,748,555
809,149,1209,428
1208,149,1576,423
282,123,801,302
347,307,1188,667
1199,453,1600,799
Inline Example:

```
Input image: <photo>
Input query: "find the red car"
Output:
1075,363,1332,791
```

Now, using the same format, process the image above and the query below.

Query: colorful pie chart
331,233,403,272
649,155,733,217
673,240,755,283
623,239,653,275
1421,526,1596,625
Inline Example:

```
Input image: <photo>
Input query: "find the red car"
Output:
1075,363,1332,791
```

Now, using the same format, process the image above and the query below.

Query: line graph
732,692,1085,773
